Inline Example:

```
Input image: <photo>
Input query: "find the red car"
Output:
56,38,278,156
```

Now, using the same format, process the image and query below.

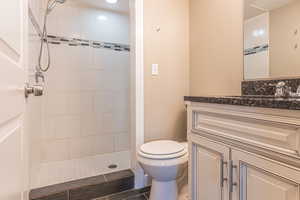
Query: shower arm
36,0,66,83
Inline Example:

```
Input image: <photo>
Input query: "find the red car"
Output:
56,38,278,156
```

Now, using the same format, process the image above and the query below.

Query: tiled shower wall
42,45,130,162
29,1,130,164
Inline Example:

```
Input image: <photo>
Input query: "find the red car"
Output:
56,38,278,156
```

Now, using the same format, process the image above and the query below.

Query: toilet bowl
137,140,188,200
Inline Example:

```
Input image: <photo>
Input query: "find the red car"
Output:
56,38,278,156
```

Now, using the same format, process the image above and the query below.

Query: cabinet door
189,134,230,200
231,150,300,200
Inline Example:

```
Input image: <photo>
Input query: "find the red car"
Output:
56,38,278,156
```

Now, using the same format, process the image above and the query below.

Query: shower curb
29,169,134,200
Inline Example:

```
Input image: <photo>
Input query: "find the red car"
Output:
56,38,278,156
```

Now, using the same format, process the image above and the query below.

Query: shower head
47,0,66,14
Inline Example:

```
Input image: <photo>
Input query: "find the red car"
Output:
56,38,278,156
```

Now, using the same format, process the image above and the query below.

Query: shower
28,0,132,191
36,0,66,82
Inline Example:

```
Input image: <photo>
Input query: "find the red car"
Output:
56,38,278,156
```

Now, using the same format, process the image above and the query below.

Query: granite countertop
184,95,300,110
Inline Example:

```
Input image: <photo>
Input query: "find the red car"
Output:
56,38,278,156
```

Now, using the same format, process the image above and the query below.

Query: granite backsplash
242,78,300,96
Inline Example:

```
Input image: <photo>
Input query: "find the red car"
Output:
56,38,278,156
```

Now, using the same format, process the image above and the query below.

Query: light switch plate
152,64,159,75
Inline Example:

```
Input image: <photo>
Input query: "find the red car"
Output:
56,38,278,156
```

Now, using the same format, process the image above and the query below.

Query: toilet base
150,180,178,200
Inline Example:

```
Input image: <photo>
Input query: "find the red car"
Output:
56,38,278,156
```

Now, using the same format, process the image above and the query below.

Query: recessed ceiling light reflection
98,15,108,20
253,29,265,37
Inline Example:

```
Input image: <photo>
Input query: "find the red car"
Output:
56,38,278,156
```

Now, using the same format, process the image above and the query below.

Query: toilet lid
140,140,185,155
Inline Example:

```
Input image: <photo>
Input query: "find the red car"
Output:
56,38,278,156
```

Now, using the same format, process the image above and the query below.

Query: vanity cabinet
187,102,300,200
231,149,300,200
190,135,230,200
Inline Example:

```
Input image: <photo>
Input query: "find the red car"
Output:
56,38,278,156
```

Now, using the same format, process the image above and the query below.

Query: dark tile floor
94,186,151,200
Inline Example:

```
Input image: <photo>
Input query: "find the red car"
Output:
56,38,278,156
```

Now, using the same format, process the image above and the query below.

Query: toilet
137,140,188,200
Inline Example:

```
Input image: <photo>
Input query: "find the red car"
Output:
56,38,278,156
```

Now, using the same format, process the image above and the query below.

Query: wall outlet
152,64,159,75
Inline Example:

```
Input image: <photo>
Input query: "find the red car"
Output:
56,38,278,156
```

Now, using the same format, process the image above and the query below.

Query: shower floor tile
31,151,131,189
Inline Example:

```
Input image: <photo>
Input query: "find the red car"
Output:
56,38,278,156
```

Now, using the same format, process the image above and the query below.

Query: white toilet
137,140,188,200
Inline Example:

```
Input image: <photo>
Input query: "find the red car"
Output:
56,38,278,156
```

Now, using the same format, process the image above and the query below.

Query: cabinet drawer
191,107,300,157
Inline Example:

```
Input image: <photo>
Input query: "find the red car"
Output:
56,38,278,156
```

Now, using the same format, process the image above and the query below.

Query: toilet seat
138,140,188,160
137,140,189,200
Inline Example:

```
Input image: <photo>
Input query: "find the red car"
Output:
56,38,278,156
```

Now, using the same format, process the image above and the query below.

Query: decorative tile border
244,44,269,56
242,78,300,96
28,7,130,52
46,35,130,52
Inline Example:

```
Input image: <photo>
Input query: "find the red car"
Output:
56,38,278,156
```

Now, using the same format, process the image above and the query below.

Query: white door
189,134,230,200
231,150,300,200
0,0,28,199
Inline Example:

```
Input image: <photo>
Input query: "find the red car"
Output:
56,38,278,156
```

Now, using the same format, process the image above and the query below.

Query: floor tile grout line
143,193,148,200
141,193,149,199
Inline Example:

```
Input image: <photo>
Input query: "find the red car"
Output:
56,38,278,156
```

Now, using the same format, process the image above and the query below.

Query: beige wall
189,0,243,96
144,0,189,142
143,0,245,141
270,0,300,77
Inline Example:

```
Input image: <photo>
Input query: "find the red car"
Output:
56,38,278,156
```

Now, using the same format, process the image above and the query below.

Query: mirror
244,0,300,80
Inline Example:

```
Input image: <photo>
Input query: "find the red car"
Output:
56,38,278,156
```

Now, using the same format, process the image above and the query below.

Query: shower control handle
25,83,44,98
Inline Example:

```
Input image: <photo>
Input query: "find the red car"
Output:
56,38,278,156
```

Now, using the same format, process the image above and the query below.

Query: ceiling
68,0,130,14
244,0,297,20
